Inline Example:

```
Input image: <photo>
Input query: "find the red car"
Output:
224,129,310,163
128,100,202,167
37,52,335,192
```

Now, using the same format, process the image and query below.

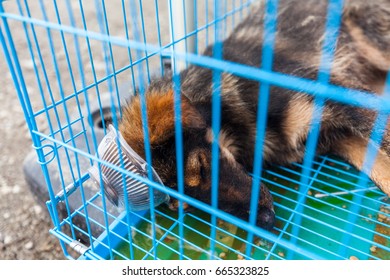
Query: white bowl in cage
88,124,170,211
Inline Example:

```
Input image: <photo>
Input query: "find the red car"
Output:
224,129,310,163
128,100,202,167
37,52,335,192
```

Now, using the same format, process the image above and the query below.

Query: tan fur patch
262,129,283,162
205,128,238,165
221,73,239,94
283,96,336,149
370,78,386,94
221,76,247,110
345,19,390,72
331,46,356,76
184,150,211,189
336,136,390,196
119,90,204,157
235,26,263,42
301,15,316,27
283,96,315,148
168,200,189,211
184,150,202,188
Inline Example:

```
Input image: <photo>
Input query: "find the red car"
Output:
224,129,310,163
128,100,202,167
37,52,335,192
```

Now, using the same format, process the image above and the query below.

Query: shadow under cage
1,0,389,260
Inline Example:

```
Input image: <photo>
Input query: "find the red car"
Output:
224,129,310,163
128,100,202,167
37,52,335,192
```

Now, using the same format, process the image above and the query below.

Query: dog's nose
257,206,276,230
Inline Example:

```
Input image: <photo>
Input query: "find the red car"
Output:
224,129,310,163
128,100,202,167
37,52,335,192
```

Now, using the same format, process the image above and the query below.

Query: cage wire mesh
1,0,390,260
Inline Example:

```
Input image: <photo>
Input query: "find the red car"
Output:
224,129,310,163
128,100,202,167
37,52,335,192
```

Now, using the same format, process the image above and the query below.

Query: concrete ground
0,0,226,259
0,44,65,259
0,1,64,258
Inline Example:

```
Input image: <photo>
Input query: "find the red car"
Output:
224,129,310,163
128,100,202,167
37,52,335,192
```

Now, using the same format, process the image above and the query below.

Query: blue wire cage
1,0,389,260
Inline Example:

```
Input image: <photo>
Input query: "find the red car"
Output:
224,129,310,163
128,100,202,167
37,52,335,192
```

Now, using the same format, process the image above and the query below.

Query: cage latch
69,240,89,256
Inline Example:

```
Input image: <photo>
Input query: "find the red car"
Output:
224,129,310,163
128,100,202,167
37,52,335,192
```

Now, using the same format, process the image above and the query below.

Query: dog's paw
168,198,191,212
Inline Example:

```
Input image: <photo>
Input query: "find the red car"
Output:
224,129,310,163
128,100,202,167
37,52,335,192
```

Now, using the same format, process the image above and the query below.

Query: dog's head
119,89,206,187
119,86,275,230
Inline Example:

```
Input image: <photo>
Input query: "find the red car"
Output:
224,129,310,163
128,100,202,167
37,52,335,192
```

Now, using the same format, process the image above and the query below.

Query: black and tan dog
118,0,390,230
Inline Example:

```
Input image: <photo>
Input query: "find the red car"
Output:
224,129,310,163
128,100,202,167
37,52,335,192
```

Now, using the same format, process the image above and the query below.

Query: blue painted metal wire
1,0,389,260
246,0,278,258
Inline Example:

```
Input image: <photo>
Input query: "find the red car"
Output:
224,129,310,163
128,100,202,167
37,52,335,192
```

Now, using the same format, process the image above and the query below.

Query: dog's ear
119,90,205,156
183,146,275,230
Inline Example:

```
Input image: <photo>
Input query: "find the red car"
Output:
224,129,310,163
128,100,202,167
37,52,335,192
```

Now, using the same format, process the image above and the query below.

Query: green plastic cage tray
73,155,389,260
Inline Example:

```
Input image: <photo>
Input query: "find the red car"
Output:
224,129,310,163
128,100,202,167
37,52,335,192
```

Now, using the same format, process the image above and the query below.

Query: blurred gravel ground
0,0,170,260
0,0,233,260
0,0,164,260
0,62,65,259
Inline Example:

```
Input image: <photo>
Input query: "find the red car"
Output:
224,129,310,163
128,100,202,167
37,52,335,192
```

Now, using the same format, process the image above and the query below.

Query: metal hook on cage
32,143,56,165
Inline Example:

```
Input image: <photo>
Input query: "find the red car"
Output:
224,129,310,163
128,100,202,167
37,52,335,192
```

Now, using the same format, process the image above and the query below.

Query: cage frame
1,0,389,260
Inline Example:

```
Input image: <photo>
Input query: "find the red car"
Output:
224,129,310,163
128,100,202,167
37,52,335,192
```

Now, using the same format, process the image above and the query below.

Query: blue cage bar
1,0,389,260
